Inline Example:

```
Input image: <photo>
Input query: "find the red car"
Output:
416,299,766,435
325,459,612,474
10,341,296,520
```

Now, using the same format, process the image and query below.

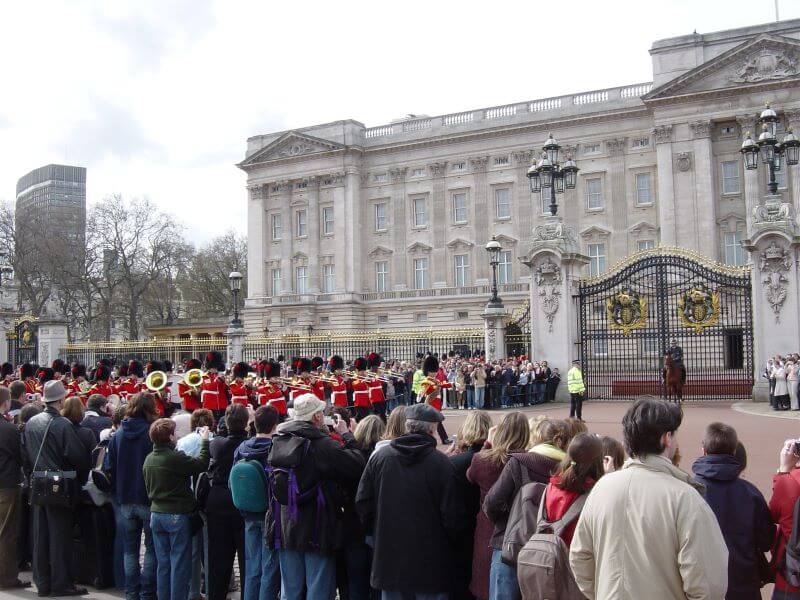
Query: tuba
145,370,168,392
183,368,204,390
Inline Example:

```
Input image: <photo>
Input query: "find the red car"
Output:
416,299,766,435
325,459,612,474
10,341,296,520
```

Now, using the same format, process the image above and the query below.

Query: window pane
271,269,281,296
637,240,655,252
724,231,745,266
322,207,333,235
586,178,603,210
375,261,388,292
588,243,606,276
413,258,428,289
271,214,282,240
375,203,387,231
635,173,651,204
454,254,470,287
722,161,740,194
296,210,307,237
498,250,512,284
322,264,335,293
413,199,427,227
295,266,308,293
453,193,467,223
495,189,511,219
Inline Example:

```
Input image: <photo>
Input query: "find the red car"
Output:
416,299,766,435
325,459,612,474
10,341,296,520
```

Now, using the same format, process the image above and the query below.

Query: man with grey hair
356,403,464,600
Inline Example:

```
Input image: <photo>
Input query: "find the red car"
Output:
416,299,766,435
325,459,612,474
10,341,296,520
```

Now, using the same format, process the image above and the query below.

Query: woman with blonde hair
371,406,406,456
466,412,530,600
353,414,386,455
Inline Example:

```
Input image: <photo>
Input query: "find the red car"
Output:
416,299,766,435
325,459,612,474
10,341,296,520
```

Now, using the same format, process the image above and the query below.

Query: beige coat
569,454,728,600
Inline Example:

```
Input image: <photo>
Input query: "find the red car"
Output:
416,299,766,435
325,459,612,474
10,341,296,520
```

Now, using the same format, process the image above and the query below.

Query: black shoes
43,587,88,597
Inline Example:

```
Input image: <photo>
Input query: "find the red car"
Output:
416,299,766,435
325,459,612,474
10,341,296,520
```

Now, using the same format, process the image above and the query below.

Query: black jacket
0,415,21,489
692,454,775,600
81,413,112,444
265,420,365,554
21,406,90,479
450,444,483,600
356,432,466,594
207,433,248,516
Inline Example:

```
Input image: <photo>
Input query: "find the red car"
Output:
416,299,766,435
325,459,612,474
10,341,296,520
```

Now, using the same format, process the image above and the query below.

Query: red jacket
201,374,229,410
178,381,201,412
368,379,385,404
770,469,800,591
229,382,252,406
352,379,370,408
543,476,594,547
330,376,348,407
257,384,287,415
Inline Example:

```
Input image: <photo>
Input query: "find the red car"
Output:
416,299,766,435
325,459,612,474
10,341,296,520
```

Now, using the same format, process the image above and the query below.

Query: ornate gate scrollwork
606,287,647,335
678,285,720,334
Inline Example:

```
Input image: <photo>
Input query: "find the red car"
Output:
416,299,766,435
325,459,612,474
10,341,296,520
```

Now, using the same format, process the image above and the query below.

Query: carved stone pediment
368,245,394,258
492,234,518,246
239,132,345,167
629,221,658,235
407,242,433,254
644,34,800,102
446,238,475,250
580,226,612,242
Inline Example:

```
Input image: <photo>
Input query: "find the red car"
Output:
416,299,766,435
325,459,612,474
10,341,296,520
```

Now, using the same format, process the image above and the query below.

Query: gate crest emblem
678,285,720,333
606,287,647,335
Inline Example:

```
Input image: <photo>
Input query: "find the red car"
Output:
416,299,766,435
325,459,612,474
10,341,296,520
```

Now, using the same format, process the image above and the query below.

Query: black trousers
32,504,74,594
437,422,449,445
204,503,246,600
354,406,371,422
371,401,387,423
570,393,584,420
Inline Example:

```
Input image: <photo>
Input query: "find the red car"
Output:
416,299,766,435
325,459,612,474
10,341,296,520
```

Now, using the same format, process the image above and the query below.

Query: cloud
0,115,8,129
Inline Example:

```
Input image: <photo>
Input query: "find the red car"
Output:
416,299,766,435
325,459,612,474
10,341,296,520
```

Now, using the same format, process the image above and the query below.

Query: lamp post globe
485,237,503,308
744,103,797,195
526,134,579,217
229,271,243,327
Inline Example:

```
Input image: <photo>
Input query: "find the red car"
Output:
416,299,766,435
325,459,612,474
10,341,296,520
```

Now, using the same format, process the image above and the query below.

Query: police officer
567,358,586,421
666,338,686,383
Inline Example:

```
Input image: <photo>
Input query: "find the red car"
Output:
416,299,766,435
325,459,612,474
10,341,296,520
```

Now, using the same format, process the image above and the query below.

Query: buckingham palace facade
239,19,800,336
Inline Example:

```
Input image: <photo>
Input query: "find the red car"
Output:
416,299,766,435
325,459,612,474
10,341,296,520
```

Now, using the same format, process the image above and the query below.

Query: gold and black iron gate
578,248,753,401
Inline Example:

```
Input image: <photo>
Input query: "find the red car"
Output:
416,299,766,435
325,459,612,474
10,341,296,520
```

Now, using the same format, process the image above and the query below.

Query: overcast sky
0,0,798,243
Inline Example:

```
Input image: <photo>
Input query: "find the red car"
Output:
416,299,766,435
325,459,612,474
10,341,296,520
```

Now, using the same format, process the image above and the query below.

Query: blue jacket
233,436,273,521
692,454,775,600
106,417,153,506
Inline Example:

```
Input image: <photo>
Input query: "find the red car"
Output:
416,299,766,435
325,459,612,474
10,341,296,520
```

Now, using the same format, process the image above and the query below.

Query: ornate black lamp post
228,271,243,327
485,236,503,309
740,104,800,194
526,133,579,216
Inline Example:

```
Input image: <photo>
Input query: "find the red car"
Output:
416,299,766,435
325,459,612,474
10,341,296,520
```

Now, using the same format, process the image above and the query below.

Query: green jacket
567,366,586,394
143,440,209,514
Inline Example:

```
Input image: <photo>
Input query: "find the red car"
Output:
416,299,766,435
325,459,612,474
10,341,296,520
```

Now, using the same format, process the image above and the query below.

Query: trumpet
183,368,205,390
146,370,169,392
378,368,406,380
342,370,373,380
310,373,339,384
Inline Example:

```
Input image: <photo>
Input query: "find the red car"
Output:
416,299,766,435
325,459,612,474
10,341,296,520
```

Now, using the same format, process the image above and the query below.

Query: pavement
4,400,796,600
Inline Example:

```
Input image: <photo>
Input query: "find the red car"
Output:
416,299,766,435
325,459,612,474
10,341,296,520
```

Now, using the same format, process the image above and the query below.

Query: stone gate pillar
482,305,507,362
226,323,246,369
38,318,69,367
743,195,800,402
521,217,588,402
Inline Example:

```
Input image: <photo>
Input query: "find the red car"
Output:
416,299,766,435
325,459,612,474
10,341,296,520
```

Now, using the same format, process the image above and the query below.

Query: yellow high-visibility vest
567,366,585,394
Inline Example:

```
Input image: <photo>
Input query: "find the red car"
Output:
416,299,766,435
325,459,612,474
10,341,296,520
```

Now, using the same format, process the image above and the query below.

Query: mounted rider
665,338,686,383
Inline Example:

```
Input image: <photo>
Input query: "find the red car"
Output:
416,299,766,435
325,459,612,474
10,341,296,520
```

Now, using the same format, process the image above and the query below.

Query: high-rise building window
322,206,334,235
375,202,388,231
375,261,388,292
413,198,427,227
586,178,603,210
271,268,281,296
271,214,282,240
495,188,511,219
722,161,741,194
454,254,471,287
635,173,652,204
588,243,606,276
498,250,512,284
413,258,428,289
296,210,307,237
452,193,468,224
724,231,746,266
322,264,335,293
295,266,308,294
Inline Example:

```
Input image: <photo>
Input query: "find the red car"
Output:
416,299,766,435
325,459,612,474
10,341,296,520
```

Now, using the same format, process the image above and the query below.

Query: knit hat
292,394,325,422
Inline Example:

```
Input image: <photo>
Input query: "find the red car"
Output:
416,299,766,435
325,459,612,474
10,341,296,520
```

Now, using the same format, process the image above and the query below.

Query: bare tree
181,231,247,317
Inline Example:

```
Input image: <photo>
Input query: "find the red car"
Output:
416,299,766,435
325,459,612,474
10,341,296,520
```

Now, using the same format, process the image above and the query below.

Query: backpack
229,459,269,513
501,482,546,565
783,497,800,586
517,489,587,600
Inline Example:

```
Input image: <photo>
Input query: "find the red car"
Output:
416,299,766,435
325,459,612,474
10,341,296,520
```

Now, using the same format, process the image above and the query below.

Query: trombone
183,368,205,391
378,368,406,380
310,373,339,384
146,370,169,393
275,376,313,390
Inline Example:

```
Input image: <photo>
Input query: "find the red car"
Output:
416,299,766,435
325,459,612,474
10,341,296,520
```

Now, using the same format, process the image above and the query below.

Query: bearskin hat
93,365,111,382
70,363,87,379
423,355,439,375
329,355,344,371
128,360,144,378
0,362,13,378
232,361,251,379
258,360,280,379
311,356,324,371
184,358,202,371
163,360,173,373
276,355,285,363
97,358,112,369
51,359,66,375
20,363,35,379
145,360,164,375
292,357,312,374
352,357,368,371
367,352,382,369
37,368,55,383
117,364,129,377
204,351,224,372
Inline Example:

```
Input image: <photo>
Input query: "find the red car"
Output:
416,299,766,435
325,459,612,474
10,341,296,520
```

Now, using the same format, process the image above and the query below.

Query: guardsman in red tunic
51,359,67,381
420,355,451,444
88,365,114,399
328,355,348,408
229,362,253,407
66,363,87,400
350,356,371,422
201,351,229,421
20,363,37,397
35,368,56,396
366,352,387,422
289,357,324,404
178,358,203,412
309,357,326,401
0,362,13,387
117,360,146,403
145,360,172,417
255,360,287,418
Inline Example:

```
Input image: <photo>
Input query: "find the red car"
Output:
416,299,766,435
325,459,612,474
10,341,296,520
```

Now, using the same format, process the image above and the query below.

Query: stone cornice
248,185,265,200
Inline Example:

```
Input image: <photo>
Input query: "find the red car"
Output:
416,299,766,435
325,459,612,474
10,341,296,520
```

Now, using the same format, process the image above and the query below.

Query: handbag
83,444,111,507
29,416,79,509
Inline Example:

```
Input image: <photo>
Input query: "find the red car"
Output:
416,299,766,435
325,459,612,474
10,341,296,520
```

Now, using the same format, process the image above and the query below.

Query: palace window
413,198,427,227
724,231,746,266
457,311,469,320
452,162,466,172
375,261,388,292
452,192,468,224
374,173,388,183
498,250,512,284
635,173,652,204
377,314,389,324
296,210,307,237
584,143,601,155
271,214,282,241
637,239,655,252
454,254,471,287
494,156,509,166
411,168,425,178
588,243,606,276
495,188,511,219
586,178,603,210
722,161,741,194
295,266,308,294
322,206,334,235
375,202,388,231
271,268,281,296
322,264,335,293
413,258,428,289
415,312,428,323
632,137,650,149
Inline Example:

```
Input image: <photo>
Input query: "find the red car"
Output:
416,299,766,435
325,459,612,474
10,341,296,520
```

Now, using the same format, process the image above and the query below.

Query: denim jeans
474,387,485,409
381,591,448,600
278,549,335,600
120,503,156,600
533,382,545,404
151,513,192,600
489,548,520,600
244,519,280,600
466,388,475,409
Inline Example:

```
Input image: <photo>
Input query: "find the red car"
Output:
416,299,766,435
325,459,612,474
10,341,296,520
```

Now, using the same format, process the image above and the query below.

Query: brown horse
663,354,684,404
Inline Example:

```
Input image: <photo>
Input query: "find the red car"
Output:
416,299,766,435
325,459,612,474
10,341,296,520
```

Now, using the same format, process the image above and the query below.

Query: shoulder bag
29,416,79,508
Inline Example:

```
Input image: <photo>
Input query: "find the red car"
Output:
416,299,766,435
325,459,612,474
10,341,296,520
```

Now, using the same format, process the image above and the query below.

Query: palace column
390,167,408,289
246,184,266,300
787,109,800,217
429,162,448,287
653,125,676,245
306,176,320,294
605,138,628,260
471,156,490,282
343,168,362,293
690,120,718,259
278,181,293,294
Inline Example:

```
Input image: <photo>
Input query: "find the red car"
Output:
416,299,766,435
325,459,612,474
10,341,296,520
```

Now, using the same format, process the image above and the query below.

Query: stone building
240,19,800,336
